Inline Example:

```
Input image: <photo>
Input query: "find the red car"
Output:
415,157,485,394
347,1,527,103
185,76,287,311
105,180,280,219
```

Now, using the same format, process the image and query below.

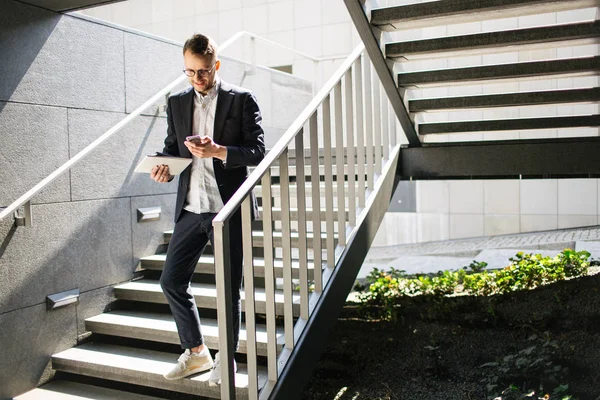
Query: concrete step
371,0,599,31
14,380,164,400
163,229,336,250
418,114,600,134
51,343,266,399
114,279,302,317
387,21,600,60
397,56,600,88
85,310,284,356
140,253,319,280
409,88,600,112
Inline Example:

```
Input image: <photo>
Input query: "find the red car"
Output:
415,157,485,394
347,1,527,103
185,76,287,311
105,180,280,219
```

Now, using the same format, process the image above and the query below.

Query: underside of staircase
348,0,600,178
16,0,600,399
17,0,126,12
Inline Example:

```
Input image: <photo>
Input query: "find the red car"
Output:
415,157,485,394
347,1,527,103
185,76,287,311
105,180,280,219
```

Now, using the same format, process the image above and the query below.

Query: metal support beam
400,137,600,179
343,0,421,147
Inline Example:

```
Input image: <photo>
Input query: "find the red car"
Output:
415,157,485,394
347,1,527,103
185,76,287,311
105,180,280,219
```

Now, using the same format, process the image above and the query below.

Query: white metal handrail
211,41,404,399
0,30,327,225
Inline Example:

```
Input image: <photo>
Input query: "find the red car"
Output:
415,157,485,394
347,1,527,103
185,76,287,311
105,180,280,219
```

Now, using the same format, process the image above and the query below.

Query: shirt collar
194,75,220,101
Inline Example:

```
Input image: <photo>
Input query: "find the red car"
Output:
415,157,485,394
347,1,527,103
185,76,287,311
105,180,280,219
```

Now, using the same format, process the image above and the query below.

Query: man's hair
183,34,218,60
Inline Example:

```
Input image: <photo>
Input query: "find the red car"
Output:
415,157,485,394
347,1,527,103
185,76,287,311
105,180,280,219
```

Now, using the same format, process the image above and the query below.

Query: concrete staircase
16,153,349,399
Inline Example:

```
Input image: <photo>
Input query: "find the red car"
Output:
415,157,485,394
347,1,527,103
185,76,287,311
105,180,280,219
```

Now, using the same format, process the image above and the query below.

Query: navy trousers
159,210,243,350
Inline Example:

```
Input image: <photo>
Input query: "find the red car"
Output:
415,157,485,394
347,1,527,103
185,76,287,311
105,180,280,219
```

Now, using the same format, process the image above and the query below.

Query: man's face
183,50,220,95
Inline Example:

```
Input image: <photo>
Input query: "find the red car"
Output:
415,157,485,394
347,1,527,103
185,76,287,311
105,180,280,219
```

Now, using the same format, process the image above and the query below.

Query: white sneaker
163,347,214,380
208,352,238,387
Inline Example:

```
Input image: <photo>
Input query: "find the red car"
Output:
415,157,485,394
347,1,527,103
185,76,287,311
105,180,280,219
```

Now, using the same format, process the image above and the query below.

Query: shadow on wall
0,2,60,106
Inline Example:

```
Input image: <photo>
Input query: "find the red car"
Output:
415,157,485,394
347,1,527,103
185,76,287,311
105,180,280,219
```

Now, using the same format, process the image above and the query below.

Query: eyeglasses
183,64,216,78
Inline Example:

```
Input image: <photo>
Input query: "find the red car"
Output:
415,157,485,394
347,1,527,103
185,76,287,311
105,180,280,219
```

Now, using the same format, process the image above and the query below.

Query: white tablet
134,155,192,176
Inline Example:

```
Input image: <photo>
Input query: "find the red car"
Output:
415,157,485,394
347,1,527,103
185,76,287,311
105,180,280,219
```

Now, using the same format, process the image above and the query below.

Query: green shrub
359,249,590,321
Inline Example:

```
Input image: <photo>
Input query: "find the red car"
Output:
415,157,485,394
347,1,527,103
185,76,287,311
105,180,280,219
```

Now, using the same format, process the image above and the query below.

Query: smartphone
186,135,203,144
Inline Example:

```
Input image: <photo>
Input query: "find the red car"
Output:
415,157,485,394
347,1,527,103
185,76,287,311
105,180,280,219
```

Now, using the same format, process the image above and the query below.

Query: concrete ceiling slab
16,0,125,13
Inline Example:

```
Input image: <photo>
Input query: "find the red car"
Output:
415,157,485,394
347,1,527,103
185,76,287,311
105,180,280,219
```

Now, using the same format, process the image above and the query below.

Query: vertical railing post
322,96,336,269
389,102,397,149
363,55,374,192
295,129,309,320
334,81,346,248
372,73,382,176
354,55,366,209
214,220,236,399
381,82,390,162
344,69,356,227
309,112,323,293
279,150,294,349
242,196,258,399
261,171,278,384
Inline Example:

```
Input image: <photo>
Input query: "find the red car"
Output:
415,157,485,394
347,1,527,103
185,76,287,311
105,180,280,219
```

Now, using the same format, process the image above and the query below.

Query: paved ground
359,226,600,278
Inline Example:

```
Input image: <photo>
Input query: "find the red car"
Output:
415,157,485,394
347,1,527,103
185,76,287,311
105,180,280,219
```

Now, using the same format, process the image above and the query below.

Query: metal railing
212,42,404,399
0,30,332,226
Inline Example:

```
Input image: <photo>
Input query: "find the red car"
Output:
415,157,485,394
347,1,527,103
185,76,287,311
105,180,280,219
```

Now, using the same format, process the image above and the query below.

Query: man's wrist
216,145,227,161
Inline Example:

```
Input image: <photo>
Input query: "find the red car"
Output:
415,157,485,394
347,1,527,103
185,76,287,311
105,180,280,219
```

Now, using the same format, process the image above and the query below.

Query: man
150,33,265,385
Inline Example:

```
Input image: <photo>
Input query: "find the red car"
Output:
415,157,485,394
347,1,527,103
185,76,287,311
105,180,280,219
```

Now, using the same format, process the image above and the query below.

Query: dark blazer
162,80,266,223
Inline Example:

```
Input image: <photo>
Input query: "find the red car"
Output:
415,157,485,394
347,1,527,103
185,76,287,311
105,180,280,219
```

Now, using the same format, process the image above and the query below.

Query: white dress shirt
183,77,225,214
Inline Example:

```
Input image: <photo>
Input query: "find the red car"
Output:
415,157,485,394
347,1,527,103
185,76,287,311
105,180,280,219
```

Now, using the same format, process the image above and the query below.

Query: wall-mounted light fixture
137,206,161,222
47,288,80,311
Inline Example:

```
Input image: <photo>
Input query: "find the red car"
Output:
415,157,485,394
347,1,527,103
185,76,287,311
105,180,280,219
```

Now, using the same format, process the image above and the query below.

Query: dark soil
302,272,600,400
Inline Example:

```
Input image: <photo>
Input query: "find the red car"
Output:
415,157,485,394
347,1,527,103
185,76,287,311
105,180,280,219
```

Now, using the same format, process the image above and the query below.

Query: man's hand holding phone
185,135,227,161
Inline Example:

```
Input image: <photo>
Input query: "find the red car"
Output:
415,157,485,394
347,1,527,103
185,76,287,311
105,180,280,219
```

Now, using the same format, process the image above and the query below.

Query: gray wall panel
236,67,274,131
0,303,77,399
131,193,177,265
218,58,249,88
68,110,177,201
124,32,184,116
0,2,61,105
0,199,132,314
1,1,125,112
0,102,70,207
271,77,313,130
388,181,417,212
272,69,313,93
263,127,287,149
